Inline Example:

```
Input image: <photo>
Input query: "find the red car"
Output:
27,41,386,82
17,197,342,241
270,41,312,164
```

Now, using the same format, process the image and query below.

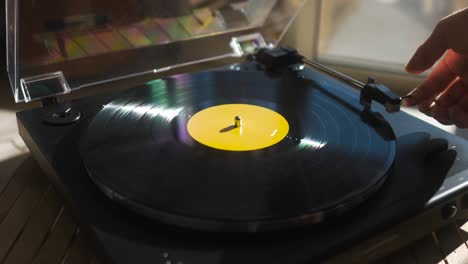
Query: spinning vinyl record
79,70,396,232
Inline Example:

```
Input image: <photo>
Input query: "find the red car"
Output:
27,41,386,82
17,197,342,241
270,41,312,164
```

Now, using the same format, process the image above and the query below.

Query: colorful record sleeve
155,18,191,40
34,33,64,64
119,26,152,47
194,8,225,34
94,28,132,51
137,20,170,44
41,33,87,60
73,33,109,55
179,8,224,36
177,15,204,36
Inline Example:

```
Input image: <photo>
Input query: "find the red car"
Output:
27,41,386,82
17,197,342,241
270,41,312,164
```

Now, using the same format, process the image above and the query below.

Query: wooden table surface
3,151,468,264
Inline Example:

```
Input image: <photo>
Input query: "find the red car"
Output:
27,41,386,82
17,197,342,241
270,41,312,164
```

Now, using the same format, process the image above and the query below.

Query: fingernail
404,65,413,73
405,62,425,74
404,63,414,71
401,95,413,107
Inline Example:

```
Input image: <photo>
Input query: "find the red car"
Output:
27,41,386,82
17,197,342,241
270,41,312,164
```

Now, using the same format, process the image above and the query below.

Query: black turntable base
16,52,468,263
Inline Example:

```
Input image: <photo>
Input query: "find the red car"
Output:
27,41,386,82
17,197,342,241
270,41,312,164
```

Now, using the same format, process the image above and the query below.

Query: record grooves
79,70,396,232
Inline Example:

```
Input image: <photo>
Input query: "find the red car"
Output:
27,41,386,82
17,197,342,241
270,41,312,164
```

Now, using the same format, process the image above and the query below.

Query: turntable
6,0,468,263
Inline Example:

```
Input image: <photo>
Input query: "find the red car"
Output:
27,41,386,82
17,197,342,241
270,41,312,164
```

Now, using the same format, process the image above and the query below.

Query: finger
454,89,468,113
449,91,468,127
404,51,458,106
405,21,448,73
418,99,435,115
430,104,453,125
449,105,468,128
405,7,468,73
435,77,466,107
441,51,468,79
443,7,468,55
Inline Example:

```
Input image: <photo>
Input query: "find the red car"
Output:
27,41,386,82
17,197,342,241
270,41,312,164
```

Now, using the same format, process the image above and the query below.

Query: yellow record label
187,104,289,151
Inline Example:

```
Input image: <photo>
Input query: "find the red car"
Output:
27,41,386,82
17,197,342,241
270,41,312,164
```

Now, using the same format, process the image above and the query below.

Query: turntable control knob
441,203,458,220
234,116,242,128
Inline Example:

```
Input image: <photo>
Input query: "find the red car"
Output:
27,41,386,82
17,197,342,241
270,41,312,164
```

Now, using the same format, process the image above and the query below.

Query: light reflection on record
80,70,396,232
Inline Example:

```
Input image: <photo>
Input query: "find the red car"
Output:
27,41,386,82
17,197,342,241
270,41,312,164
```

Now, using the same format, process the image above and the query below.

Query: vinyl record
79,70,396,232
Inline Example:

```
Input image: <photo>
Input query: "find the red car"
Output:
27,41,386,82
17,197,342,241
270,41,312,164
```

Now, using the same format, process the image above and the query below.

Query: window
316,0,468,74
280,0,468,96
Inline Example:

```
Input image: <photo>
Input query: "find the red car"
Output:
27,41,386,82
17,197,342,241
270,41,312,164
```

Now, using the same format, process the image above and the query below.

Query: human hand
404,7,468,128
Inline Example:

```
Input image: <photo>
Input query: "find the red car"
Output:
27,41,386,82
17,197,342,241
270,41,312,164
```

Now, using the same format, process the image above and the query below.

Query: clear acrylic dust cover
6,0,306,103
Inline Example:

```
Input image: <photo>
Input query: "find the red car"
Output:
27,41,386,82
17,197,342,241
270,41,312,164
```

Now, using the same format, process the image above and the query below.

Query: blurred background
1,0,467,85
0,1,5,76
286,0,468,93
316,0,467,71
2,0,468,127
3,0,468,99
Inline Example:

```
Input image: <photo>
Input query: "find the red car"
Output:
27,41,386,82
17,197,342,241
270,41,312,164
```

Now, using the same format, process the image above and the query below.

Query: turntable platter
79,70,396,232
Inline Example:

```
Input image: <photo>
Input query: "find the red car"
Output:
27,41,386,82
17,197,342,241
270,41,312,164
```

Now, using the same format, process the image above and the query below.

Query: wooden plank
32,207,78,264
2,187,63,264
434,223,468,264
0,110,24,144
8,136,29,154
0,172,49,262
456,220,468,244
410,232,446,264
0,141,27,164
0,161,30,223
62,227,94,264
0,154,27,195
